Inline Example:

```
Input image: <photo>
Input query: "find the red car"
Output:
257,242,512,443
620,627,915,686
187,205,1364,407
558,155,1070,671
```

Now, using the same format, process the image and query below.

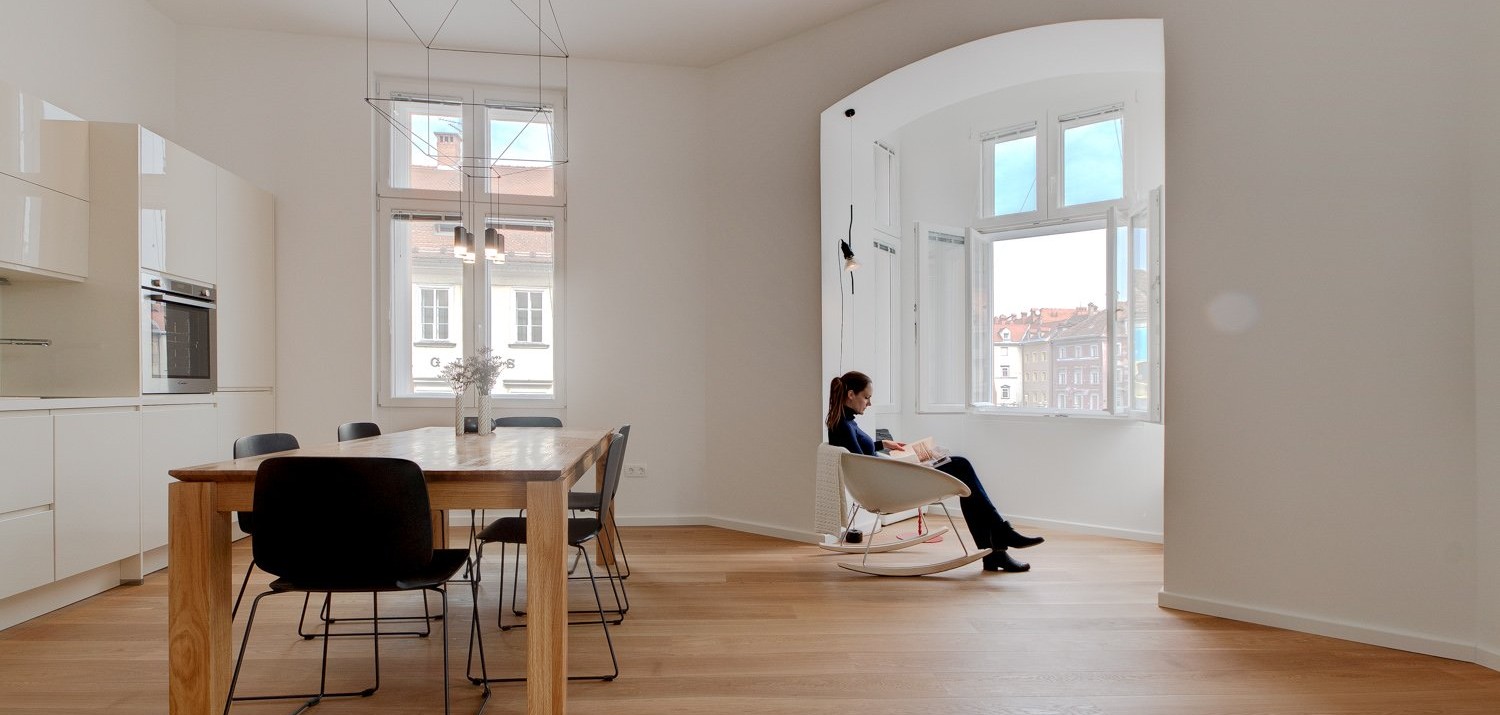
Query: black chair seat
266,548,470,594
478,517,601,545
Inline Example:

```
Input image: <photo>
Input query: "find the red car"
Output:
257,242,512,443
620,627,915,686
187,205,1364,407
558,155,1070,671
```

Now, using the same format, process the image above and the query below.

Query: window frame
374,77,567,208
1054,104,1128,217
377,200,567,408
979,122,1041,224
417,285,454,343
375,76,567,409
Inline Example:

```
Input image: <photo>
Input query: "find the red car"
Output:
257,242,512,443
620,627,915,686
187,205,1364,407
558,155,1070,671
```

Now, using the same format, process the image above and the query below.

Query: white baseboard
1158,589,1478,663
1476,644,1500,672
1002,514,1162,543
0,562,132,631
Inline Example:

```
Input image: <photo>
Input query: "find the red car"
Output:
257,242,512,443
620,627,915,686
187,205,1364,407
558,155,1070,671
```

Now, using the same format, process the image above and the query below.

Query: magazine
887,436,951,468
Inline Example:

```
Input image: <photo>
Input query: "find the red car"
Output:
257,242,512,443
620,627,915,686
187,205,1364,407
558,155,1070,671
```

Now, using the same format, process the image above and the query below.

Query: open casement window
1109,188,1163,421
916,223,969,413
853,234,902,414
1056,104,1127,217
970,219,1110,415
380,201,564,405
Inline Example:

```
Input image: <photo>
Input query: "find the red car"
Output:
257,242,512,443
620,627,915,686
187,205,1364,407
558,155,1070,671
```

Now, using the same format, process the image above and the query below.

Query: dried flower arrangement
438,347,508,394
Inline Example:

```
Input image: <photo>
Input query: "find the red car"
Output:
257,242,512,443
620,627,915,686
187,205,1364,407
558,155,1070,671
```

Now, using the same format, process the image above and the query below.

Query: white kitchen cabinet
214,391,275,461
0,171,88,280
0,78,89,200
136,127,216,284
53,409,140,580
163,138,216,283
0,511,54,600
140,403,219,552
215,169,276,388
0,413,53,514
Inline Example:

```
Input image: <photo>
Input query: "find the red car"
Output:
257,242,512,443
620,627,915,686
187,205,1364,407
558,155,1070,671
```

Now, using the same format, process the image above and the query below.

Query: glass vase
453,385,467,435
477,391,494,435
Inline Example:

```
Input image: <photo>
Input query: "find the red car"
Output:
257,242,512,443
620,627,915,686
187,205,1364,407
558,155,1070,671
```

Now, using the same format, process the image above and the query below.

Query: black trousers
935,456,1008,551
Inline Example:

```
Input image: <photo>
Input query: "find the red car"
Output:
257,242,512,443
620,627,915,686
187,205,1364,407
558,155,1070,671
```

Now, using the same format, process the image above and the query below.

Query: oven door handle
145,292,217,310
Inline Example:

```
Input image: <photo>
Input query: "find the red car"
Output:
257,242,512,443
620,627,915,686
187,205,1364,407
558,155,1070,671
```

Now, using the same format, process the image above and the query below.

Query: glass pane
393,214,464,395
992,135,1037,215
487,106,555,198
1113,221,1130,412
390,99,464,193
1131,217,1151,413
487,217,556,396
990,228,1107,412
1063,117,1124,206
923,230,967,407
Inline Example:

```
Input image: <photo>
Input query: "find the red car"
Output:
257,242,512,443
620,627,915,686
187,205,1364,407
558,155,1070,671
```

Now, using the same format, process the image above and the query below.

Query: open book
887,436,951,468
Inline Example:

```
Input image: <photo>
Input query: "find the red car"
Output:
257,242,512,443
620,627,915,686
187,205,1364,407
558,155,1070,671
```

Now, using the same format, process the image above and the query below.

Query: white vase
477,391,494,435
453,385,467,435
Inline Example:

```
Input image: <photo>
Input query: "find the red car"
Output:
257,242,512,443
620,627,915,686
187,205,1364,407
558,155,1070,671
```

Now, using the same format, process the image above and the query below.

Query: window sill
414,340,457,348
968,406,1145,423
507,342,549,350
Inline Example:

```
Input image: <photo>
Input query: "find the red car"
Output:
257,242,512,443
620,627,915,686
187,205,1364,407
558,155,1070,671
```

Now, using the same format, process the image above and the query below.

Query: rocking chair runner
819,452,991,576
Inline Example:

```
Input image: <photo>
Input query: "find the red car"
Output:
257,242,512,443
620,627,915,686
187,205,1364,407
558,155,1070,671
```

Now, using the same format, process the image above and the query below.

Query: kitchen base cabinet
0,511,54,601
140,403,218,552
0,413,52,514
53,409,140,581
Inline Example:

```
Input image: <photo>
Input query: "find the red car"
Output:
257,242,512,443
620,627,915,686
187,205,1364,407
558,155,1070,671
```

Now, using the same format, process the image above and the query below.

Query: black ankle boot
999,520,1044,549
983,549,1030,572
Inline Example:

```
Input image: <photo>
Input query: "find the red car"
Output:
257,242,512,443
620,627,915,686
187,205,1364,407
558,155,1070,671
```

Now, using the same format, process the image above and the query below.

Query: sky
990,227,1105,316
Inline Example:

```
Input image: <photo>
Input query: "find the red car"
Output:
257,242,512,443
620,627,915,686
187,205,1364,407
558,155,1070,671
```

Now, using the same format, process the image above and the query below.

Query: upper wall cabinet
0,79,89,282
0,78,89,200
0,172,88,280
138,128,216,284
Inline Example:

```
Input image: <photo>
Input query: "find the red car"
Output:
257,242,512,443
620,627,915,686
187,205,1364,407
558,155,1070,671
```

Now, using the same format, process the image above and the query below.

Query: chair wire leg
937,502,972,556
580,548,620,681
509,541,524,617
231,559,255,620
226,591,380,711
437,587,451,715
609,519,632,579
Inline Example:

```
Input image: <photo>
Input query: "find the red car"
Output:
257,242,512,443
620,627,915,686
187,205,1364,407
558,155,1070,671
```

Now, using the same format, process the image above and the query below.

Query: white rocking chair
819,452,991,576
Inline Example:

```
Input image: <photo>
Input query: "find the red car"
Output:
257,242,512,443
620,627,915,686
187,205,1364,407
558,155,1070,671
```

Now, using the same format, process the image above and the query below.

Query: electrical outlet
624,463,647,478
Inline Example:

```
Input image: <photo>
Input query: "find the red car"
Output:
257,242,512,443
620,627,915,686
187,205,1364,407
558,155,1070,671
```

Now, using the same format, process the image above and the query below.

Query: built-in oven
140,271,216,394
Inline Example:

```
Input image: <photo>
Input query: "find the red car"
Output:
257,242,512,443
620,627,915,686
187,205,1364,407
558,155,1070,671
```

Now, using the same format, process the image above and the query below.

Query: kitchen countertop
0,394,218,412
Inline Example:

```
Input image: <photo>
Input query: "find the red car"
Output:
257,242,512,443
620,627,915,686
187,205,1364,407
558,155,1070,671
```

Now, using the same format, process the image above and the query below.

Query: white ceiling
144,0,888,68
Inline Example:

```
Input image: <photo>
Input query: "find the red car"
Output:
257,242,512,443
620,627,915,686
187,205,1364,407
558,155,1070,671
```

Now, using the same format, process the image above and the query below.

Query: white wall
1471,0,1500,671
171,26,713,521
708,0,1487,663
0,0,176,132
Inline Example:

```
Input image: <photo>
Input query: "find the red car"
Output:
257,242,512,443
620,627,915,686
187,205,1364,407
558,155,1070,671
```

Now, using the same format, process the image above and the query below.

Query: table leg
168,481,232,715
526,479,568,714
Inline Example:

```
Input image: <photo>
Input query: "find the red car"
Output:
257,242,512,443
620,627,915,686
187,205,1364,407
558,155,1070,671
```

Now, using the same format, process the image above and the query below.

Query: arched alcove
819,19,1165,540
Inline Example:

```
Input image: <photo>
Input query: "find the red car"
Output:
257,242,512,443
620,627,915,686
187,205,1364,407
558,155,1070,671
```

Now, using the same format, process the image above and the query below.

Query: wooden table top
169,425,613,484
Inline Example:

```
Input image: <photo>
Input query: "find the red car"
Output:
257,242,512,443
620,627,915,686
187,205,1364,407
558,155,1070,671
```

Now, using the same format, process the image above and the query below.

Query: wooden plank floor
3,524,1500,714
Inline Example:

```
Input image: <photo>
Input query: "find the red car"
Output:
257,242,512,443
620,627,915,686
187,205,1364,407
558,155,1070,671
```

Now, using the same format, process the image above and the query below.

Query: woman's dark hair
825,371,871,429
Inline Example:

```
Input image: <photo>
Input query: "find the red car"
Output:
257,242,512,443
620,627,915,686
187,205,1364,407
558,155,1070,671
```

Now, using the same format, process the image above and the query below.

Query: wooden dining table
165,425,615,715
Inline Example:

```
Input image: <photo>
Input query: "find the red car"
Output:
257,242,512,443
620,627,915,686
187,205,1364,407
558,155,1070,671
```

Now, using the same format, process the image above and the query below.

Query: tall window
419,286,452,342
377,78,566,404
514,289,544,344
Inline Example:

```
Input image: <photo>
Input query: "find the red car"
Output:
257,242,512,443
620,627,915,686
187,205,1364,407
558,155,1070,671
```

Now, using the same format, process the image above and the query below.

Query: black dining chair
337,421,382,442
467,429,627,683
225,457,476,714
322,421,438,638
231,432,300,619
